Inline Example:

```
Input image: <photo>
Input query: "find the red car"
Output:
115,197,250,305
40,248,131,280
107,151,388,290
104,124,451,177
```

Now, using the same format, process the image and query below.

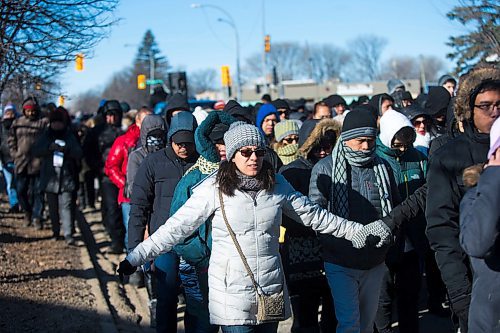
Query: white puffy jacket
127,173,362,325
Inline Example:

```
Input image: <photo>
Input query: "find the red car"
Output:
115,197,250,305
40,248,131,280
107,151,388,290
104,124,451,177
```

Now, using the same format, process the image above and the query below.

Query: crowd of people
1,64,498,333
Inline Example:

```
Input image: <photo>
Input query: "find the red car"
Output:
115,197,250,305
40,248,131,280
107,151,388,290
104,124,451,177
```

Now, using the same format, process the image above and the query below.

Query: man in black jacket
128,111,198,333
83,100,124,253
425,66,499,333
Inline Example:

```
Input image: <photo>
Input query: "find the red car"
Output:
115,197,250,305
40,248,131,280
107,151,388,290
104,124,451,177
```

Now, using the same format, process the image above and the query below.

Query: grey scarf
236,170,261,199
330,137,392,218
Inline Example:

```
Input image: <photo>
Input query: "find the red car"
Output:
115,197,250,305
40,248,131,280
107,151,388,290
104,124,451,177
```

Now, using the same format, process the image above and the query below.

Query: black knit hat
341,110,377,141
272,99,290,111
323,94,347,108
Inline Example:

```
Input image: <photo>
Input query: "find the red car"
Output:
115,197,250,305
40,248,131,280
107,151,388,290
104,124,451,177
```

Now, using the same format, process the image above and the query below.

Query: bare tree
0,0,119,96
71,89,103,115
244,42,349,83
347,35,388,81
243,53,264,80
447,0,500,74
379,56,419,80
189,69,217,95
269,42,306,80
308,44,351,82
421,55,447,82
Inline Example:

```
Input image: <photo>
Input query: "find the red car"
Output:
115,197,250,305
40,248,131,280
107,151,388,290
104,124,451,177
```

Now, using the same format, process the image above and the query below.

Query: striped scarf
330,137,392,218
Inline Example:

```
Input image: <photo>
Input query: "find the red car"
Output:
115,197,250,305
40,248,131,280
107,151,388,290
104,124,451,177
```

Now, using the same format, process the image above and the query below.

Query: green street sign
146,79,164,85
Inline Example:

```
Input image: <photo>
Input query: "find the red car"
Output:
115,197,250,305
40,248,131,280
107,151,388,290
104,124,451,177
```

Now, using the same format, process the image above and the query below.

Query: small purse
218,189,285,323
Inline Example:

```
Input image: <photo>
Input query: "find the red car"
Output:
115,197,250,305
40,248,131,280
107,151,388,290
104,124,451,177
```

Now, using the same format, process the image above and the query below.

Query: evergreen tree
446,0,500,74
133,30,170,83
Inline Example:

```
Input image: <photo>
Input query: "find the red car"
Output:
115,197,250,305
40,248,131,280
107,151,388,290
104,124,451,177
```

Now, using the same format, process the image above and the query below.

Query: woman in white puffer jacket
119,121,392,333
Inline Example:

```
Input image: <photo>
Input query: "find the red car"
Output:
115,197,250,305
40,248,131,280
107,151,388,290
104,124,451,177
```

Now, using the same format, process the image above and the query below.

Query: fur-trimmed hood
298,118,341,158
454,65,500,123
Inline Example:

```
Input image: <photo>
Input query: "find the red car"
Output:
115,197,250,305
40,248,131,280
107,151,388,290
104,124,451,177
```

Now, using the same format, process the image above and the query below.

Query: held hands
49,142,65,152
351,220,392,249
117,259,136,283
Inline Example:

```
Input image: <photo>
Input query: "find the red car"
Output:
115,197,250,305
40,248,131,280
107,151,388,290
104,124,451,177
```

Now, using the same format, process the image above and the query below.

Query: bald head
136,107,152,129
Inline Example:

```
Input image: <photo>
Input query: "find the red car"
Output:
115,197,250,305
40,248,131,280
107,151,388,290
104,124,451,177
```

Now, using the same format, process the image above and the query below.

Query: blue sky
61,0,463,101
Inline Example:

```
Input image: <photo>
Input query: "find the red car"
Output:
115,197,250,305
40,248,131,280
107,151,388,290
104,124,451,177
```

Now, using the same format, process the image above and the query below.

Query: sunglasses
239,148,266,158
283,136,298,144
412,119,429,126
391,143,411,150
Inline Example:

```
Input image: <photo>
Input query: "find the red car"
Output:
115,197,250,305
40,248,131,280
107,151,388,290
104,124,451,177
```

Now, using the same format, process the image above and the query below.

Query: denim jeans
221,322,279,333
179,259,218,333
154,251,180,333
2,162,18,207
47,191,75,239
121,202,130,251
324,262,385,333
16,172,44,220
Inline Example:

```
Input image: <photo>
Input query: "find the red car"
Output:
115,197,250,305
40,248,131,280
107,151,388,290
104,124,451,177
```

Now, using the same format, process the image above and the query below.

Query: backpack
172,169,217,270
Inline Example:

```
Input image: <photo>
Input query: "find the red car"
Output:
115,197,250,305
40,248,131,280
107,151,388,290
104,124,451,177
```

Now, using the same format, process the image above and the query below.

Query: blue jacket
460,166,500,332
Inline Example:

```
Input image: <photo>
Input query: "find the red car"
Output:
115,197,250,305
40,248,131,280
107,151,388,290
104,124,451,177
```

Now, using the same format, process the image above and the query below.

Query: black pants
84,170,97,207
100,180,123,247
291,284,336,333
16,172,44,220
375,250,421,333
424,250,448,308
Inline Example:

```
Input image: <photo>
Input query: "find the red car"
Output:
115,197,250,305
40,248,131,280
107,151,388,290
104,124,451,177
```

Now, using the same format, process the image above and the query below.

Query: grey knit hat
224,121,265,160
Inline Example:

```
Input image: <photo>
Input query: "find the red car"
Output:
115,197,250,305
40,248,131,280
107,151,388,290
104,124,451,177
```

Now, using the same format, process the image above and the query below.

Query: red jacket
105,123,140,204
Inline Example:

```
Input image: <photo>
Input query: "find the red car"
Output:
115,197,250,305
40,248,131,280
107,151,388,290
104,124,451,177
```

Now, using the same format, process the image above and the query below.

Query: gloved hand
351,220,392,249
117,259,136,283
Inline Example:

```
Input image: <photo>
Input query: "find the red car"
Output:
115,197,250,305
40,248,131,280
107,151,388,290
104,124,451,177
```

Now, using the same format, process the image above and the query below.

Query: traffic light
221,65,231,87
264,35,271,53
168,72,188,97
75,53,84,71
137,74,147,90
58,95,65,106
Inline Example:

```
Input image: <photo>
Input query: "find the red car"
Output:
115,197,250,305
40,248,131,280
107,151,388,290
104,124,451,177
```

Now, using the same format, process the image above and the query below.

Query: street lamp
191,3,242,101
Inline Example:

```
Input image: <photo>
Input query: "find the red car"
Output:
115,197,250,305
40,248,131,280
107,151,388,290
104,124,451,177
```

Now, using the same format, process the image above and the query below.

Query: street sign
146,79,164,85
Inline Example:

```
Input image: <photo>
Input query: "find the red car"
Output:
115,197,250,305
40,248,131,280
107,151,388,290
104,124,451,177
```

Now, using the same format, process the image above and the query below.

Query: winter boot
144,270,157,328
24,213,32,227
129,269,145,288
33,218,42,230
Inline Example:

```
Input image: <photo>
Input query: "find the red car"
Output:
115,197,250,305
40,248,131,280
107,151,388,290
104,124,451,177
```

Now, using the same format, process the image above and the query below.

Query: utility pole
262,0,268,94
149,49,155,95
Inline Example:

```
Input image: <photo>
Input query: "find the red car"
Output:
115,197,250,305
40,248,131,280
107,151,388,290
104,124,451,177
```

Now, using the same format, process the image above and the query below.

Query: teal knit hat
274,120,299,142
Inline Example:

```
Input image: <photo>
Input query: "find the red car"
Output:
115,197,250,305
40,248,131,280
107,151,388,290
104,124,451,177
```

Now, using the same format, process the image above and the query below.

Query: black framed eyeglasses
238,148,266,158
474,101,500,114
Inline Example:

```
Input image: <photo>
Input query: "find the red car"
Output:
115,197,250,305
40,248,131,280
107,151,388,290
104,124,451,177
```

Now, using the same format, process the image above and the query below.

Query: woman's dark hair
216,159,275,196
392,126,416,146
